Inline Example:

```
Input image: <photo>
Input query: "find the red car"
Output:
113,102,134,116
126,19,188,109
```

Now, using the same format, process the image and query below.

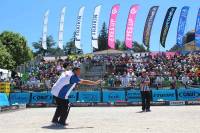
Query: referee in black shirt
140,71,151,112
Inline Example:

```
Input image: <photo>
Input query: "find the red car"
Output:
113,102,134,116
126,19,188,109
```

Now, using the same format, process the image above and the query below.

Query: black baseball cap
72,66,81,72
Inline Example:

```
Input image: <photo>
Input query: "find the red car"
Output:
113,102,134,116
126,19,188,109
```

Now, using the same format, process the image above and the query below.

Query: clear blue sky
0,0,199,53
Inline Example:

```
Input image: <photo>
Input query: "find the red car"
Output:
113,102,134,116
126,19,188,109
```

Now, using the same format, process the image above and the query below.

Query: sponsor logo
153,93,175,98
91,15,98,36
32,95,52,101
130,8,137,14
178,91,200,98
187,101,200,105
169,101,185,106
75,16,82,39
81,94,99,102
112,8,118,14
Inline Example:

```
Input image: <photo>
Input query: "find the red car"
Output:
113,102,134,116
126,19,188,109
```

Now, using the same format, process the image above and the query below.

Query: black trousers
140,91,151,111
52,96,70,124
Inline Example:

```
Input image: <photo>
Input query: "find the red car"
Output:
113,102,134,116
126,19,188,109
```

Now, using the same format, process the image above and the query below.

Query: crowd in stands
9,51,200,91
103,52,200,89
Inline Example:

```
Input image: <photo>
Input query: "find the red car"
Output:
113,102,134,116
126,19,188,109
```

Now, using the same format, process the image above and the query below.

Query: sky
0,0,200,53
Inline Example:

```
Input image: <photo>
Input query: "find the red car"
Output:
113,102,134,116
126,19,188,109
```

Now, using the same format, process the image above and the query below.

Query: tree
0,31,33,68
64,32,83,55
170,44,182,51
97,22,108,51
115,40,127,51
0,40,15,69
170,30,195,51
32,35,56,56
115,40,147,52
132,41,147,52
184,30,195,43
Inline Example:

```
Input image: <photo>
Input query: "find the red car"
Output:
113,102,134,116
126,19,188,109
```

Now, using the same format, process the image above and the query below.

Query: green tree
0,31,33,68
115,40,128,51
0,40,15,69
115,40,147,52
32,35,56,56
65,32,83,55
170,30,195,51
132,41,147,52
97,22,108,51
50,47,65,57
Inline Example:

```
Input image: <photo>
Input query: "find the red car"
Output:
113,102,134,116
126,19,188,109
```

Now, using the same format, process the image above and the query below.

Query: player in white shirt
51,64,101,126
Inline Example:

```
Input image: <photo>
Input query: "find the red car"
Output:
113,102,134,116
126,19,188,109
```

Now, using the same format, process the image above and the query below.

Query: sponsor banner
42,10,50,50
152,90,176,101
169,101,185,106
114,102,128,106
177,89,200,101
91,5,101,49
143,6,159,48
71,102,93,107
0,106,17,112
195,8,200,48
31,92,53,104
125,5,139,48
58,7,66,50
9,93,30,105
103,91,125,102
187,101,200,105
68,91,77,103
0,93,9,106
151,101,167,106
127,102,141,106
177,6,189,46
127,90,141,102
160,7,177,48
78,91,101,102
75,6,85,49
108,4,120,49
96,102,110,106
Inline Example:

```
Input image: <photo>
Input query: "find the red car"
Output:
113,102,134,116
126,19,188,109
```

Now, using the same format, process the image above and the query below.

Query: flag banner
108,4,120,49
125,5,139,49
75,6,85,49
160,7,177,48
42,10,50,50
143,6,159,48
195,8,200,48
177,6,189,47
91,5,101,49
58,7,66,50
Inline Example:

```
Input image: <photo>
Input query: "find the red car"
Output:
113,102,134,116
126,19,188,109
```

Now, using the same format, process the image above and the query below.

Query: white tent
0,68,11,81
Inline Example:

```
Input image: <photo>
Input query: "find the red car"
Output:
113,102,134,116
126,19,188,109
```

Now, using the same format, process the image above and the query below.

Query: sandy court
0,106,200,133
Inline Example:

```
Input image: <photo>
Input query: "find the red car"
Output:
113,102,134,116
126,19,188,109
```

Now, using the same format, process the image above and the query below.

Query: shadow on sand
42,124,94,130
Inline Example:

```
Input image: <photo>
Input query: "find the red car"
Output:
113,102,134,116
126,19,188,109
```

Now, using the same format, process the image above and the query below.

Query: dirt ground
0,106,200,133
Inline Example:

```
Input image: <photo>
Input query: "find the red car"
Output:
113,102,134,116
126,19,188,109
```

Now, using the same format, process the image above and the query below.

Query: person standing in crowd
140,71,151,112
51,63,102,126
181,73,190,89
121,72,129,87
155,75,164,89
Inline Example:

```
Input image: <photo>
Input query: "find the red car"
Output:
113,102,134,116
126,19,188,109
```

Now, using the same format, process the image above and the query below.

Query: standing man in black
140,71,151,112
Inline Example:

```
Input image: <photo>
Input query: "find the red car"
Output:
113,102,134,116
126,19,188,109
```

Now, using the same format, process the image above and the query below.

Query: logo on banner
170,101,185,106
91,15,98,36
108,92,120,99
31,93,53,104
130,8,137,14
79,91,100,102
127,91,141,102
32,95,52,101
112,8,118,14
152,90,176,101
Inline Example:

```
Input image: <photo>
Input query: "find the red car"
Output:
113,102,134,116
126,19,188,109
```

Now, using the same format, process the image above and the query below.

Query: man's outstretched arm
79,79,102,85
